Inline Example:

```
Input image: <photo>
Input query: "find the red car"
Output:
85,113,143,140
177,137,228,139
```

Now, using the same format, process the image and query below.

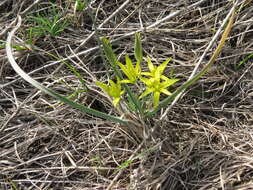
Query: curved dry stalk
6,15,127,125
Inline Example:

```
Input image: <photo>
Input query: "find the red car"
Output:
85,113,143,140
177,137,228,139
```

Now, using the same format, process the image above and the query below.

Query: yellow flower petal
160,88,172,96
147,56,155,72
139,88,153,99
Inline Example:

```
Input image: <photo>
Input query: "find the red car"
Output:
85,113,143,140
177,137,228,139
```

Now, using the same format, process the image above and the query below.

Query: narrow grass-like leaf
134,32,143,63
127,94,138,112
118,159,133,169
75,0,86,12
237,53,253,68
6,16,127,125
101,37,119,75
145,8,236,117
0,39,27,51
28,5,69,37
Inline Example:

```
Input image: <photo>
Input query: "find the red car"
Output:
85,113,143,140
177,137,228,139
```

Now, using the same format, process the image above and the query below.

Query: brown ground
1,0,253,189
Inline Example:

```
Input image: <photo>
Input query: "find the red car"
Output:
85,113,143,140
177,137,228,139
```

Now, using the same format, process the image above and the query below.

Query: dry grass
1,0,253,189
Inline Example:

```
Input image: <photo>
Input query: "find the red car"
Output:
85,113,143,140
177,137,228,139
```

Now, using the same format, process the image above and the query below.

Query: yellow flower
141,56,172,81
139,77,179,107
117,55,141,84
96,79,125,106
139,56,179,107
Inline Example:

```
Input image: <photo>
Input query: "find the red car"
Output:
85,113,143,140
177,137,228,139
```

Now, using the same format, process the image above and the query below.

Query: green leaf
118,159,133,169
6,20,127,125
75,0,86,11
127,94,138,112
134,32,143,63
41,50,88,89
28,6,69,37
101,37,119,72
237,53,253,68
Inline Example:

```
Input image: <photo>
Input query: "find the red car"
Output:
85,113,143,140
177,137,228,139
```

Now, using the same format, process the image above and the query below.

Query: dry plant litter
0,0,253,189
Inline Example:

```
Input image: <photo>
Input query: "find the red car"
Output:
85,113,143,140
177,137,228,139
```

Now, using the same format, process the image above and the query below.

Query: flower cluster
96,56,179,108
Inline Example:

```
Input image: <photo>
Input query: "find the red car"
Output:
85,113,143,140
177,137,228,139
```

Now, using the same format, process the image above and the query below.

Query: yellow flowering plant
97,33,179,111
7,12,235,126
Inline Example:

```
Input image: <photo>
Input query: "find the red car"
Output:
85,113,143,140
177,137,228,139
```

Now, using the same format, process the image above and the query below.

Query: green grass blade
6,16,127,125
134,32,143,63
145,8,236,118
100,37,121,76
237,53,253,68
